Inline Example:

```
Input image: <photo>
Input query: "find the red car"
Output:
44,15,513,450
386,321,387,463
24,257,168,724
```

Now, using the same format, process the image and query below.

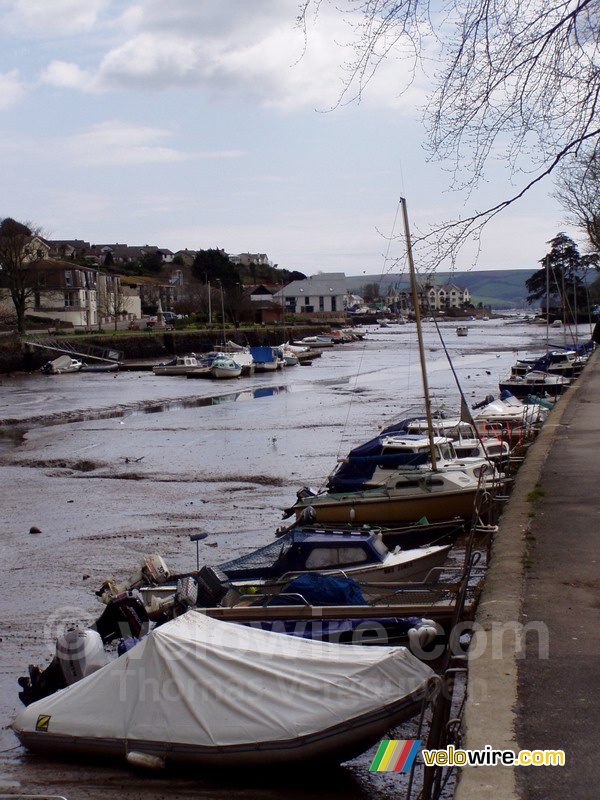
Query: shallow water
0,318,586,799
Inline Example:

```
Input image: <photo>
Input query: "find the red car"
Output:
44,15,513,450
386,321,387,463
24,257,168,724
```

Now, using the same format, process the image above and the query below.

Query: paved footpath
456,348,600,799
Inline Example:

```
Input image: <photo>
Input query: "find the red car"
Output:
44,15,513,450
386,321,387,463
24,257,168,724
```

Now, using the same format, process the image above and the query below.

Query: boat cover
13,611,433,753
271,572,367,605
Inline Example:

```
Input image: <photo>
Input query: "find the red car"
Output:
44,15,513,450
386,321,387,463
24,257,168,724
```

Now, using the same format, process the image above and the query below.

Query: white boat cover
13,611,433,765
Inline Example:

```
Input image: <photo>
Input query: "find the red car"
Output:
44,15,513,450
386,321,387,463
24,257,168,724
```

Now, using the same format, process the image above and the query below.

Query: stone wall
0,324,347,373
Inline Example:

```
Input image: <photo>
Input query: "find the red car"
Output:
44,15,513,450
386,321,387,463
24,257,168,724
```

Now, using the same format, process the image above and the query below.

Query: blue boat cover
327,431,429,492
270,573,367,606
250,345,274,363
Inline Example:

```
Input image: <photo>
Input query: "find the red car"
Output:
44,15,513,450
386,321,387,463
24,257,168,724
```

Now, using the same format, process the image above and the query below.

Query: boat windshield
304,546,370,569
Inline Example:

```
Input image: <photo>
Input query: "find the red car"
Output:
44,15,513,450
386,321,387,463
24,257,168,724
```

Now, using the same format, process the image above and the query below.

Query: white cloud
22,0,422,112
41,60,94,91
1,0,110,35
0,69,26,108
66,120,191,166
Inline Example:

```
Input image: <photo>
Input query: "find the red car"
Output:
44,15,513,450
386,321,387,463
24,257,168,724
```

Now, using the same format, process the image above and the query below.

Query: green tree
138,251,163,274
192,248,239,288
526,233,588,318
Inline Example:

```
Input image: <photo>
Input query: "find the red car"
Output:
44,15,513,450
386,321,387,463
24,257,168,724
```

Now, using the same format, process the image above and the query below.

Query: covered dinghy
12,611,433,769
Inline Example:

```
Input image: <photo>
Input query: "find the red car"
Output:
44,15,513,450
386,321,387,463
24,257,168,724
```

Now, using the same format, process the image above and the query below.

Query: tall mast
400,197,437,470
545,254,550,352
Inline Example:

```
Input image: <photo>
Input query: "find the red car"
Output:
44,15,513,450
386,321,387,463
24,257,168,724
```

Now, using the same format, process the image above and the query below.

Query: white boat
152,355,200,375
456,326,468,337
210,356,242,379
12,611,434,769
498,369,570,399
276,344,300,366
40,355,83,374
401,417,510,463
293,336,335,348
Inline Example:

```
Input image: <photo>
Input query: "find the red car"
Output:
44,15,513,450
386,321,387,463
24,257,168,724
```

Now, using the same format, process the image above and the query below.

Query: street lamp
203,273,212,325
216,278,225,344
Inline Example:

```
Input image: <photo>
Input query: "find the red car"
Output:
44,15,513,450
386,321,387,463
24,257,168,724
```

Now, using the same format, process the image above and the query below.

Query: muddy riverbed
0,318,571,799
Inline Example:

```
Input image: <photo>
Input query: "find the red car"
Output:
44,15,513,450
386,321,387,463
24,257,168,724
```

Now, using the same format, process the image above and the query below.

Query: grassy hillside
347,269,537,309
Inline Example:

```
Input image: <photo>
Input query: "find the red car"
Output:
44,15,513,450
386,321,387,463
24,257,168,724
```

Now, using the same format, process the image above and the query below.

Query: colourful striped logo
369,739,422,773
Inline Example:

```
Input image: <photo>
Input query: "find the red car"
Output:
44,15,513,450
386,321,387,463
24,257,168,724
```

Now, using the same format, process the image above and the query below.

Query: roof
277,273,348,296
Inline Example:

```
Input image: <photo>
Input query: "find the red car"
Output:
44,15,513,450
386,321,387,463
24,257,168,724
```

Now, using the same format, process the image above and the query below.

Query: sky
0,0,583,277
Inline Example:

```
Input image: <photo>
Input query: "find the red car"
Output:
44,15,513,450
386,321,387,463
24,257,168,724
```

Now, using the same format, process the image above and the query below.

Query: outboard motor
18,628,107,707
93,590,150,643
96,553,170,603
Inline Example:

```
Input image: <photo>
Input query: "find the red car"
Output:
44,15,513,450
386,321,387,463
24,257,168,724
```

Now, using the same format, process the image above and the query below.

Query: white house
273,273,347,315
28,260,140,328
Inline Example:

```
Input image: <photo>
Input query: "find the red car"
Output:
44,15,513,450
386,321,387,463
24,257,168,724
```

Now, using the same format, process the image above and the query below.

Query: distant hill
347,269,537,309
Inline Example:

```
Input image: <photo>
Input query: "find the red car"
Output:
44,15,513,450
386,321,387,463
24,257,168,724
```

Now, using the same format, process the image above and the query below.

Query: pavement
455,347,600,798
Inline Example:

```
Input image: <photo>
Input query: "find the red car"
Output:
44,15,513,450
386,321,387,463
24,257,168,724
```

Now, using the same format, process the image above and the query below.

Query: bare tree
554,147,600,252
0,218,46,334
96,276,131,331
298,1,600,266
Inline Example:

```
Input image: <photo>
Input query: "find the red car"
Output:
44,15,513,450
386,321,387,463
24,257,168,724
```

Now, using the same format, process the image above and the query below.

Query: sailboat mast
399,197,437,470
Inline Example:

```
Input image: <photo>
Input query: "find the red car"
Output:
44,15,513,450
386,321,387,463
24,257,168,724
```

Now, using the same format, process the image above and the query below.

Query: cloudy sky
0,0,580,276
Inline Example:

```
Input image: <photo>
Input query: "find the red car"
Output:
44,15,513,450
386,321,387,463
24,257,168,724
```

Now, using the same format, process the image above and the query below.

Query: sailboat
289,198,495,527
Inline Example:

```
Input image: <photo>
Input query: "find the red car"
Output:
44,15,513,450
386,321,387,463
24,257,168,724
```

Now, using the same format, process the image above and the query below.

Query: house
421,281,471,311
229,252,273,268
45,239,92,262
27,260,141,328
273,273,347,316
241,284,282,324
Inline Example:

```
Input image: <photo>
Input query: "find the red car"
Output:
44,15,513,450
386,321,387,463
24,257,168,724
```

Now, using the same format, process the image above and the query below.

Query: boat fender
408,624,438,651
126,751,166,771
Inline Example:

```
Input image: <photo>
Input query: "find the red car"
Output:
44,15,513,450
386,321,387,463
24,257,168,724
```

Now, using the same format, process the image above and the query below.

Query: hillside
346,269,537,309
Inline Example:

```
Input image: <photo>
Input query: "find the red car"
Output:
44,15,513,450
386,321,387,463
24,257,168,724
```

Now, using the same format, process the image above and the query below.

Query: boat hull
13,690,424,768
295,487,484,525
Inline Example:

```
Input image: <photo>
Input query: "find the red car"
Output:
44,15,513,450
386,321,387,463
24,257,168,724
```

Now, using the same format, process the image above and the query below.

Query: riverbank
0,324,352,373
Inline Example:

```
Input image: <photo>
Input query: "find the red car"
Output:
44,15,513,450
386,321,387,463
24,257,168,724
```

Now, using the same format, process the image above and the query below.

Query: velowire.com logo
369,739,422,773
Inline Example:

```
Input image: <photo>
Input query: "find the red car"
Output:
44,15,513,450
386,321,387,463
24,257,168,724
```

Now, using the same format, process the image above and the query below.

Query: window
304,547,369,569
304,296,310,306
64,292,75,307
64,270,73,287
319,295,324,311
331,297,337,312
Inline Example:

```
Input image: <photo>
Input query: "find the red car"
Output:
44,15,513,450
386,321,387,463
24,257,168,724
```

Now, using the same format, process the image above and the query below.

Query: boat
292,335,336,348
456,326,468,337
211,529,452,590
40,355,83,374
290,468,490,526
498,369,571,399
98,533,452,611
80,361,120,373
210,356,242,379
152,354,200,375
12,611,434,769
389,415,510,465
250,345,280,371
472,391,549,445
276,343,300,366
